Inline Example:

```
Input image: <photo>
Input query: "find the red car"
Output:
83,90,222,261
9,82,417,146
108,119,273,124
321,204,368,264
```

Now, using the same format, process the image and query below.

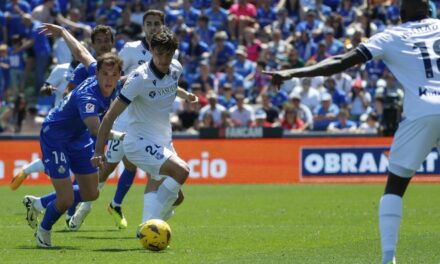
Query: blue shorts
40,132,97,179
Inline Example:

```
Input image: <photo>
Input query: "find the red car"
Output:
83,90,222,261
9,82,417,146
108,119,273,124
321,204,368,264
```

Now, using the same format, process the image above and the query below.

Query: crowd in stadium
0,0,438,135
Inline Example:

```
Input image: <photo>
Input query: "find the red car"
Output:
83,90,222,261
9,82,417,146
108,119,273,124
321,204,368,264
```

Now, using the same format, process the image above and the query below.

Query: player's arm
177,87,198,103
263,49,367,86
91,97,128,168
39,23,95,69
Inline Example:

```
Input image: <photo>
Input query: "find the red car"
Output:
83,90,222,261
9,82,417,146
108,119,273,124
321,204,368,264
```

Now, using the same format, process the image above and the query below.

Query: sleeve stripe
118,94,131,105
356,44,373,61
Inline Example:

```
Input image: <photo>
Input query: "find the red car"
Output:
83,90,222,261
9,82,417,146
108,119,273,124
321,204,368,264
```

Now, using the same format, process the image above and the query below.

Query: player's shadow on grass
54,229,121,233
77,235,134,240
93,248,146,252
18,245,80,250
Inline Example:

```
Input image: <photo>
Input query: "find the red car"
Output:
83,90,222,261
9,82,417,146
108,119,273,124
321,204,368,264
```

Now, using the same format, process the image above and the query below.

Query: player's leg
142,179,185,222
36,177,76,247
378,116,439,264
146,154,189,220
108,156,136,229
11,159,45,190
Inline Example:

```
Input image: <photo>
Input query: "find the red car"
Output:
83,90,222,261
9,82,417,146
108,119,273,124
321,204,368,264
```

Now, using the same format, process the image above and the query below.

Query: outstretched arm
39,23,95,69
263,49,367,86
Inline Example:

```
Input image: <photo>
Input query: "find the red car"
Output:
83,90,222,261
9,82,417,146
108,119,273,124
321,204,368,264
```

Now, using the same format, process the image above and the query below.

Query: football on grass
138,219,171,251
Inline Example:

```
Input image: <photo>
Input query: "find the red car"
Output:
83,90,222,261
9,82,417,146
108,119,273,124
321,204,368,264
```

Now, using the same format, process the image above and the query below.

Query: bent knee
81,190,100,202
173,190,184,206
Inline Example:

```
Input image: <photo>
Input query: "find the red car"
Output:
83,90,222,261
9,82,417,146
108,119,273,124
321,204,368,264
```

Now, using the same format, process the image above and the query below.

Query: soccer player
23,52,124,248
73,10,191,230
92,27,190,226
264,1,439,263
10,25,115,190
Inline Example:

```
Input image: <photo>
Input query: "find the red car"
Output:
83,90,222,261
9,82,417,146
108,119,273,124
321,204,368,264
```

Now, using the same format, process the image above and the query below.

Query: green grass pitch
1,184,440,264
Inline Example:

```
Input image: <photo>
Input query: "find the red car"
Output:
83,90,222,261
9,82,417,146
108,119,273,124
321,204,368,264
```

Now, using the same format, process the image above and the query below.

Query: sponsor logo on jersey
301,147,440,176
419,87,440,97
85,103,95,113
149,91,156,98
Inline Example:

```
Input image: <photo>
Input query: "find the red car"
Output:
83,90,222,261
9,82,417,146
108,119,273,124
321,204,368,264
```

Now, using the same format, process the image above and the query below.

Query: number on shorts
52,151,66,164
108,139,120,152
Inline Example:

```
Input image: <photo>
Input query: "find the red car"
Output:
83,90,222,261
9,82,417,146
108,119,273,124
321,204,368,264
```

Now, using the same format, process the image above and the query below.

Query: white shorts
105,139,125,163
388,115,440,178
123,135,176,181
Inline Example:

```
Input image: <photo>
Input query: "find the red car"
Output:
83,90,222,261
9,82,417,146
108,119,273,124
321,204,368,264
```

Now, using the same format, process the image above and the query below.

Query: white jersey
114,39,179,131
358,18,440,120
46,63,74,107
120,59,182,145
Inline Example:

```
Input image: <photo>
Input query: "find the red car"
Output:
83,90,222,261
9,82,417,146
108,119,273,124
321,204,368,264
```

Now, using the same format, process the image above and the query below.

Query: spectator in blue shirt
204,0,229,32
180,30,209,82
323,77,346,109
322,27,344,56
256,0,277,28
313,93,339,131
179,0,201,28
337,0,356,27
95,0,122,27
295,9,324,43
8,35,25,94
209,31,235,72
20,14,52,95
219,61,244,94
195,15,216,46
327,108,357,133
217,83,237,109
234,46,256,94
5,0,31,40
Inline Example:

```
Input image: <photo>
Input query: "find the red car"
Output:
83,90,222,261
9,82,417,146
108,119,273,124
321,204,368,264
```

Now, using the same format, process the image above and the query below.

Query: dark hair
13,93,27,133
142,9,165,25
150,27,178,53
96,52,123,72
91,25,114,44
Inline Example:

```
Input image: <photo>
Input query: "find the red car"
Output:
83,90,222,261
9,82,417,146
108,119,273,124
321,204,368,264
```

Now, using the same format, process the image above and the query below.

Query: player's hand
39,85,56,96
263,70,294,87
38,23,64,38
186,93,198,104
90,153,107,170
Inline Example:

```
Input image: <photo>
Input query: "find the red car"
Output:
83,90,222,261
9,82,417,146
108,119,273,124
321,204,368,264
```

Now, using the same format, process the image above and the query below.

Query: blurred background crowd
0,0,438,136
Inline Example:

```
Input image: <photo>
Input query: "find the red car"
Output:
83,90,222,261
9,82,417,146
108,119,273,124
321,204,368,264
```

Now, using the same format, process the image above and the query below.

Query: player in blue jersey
264,1,438,262
23,52,124,248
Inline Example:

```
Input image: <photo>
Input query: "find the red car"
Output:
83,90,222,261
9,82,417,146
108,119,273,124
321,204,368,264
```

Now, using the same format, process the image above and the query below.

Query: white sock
111,200,120,208
150,177,181,220
142,192,157,223
163,206,177,221
379,194,402,264
34,199,44,211
23,159,45,175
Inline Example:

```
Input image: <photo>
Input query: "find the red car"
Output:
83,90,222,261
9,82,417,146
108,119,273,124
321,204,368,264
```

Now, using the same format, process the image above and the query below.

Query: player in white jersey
73,10,191,230
264,1,438,263
92,27,191,226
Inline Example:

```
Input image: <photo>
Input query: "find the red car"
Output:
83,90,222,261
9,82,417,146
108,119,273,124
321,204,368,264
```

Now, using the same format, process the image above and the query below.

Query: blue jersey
69,62,97,86
42,75,120,143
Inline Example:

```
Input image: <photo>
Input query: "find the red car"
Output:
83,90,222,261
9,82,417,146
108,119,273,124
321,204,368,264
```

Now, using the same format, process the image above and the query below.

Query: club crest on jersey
85,103,95,113
138,60,146,65
58,165,66,174
171,71,178,81
149,91,156,98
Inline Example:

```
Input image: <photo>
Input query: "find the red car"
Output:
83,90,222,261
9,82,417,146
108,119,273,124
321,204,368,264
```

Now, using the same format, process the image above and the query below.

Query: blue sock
113,169,136,206
40,192,57,208
41,201,63,231
66,185,83,219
